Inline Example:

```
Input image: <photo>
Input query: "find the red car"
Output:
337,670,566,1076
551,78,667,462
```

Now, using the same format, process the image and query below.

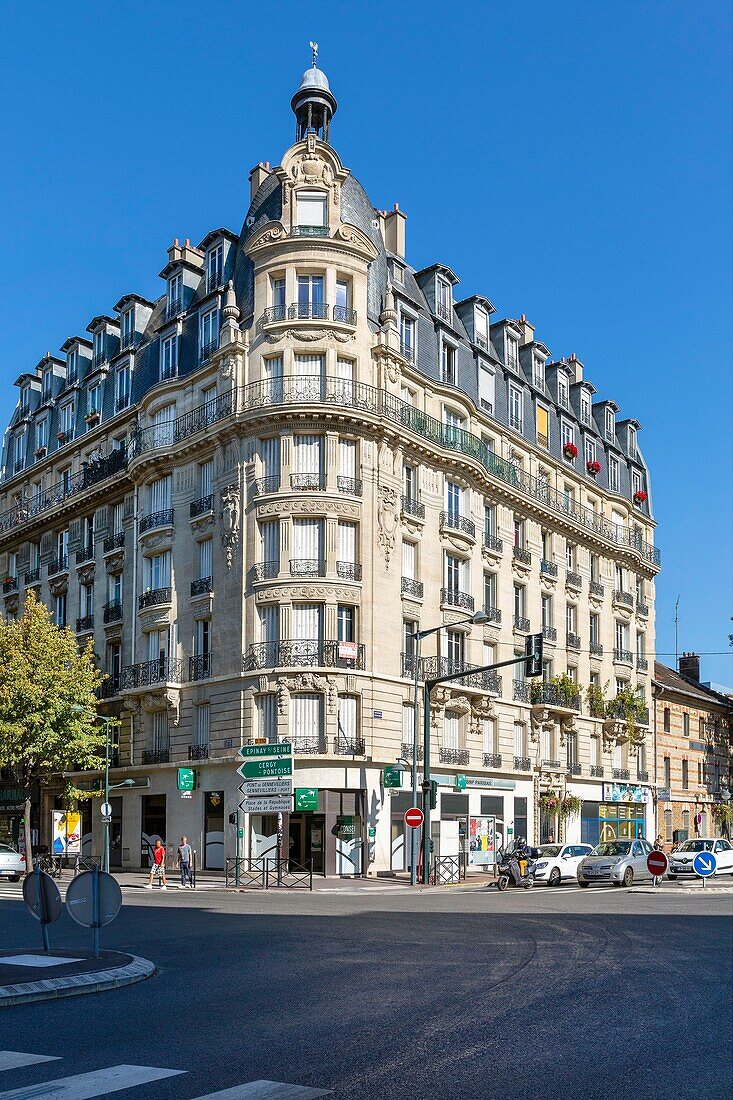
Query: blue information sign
693,851,717,878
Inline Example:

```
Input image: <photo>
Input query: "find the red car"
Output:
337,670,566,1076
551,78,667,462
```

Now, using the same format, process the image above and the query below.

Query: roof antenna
674,596,680,671
309,40,319,68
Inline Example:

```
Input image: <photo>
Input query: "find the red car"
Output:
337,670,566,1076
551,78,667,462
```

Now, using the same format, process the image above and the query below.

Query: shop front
580,782,653,846
250,788,365,876
0,785,26,847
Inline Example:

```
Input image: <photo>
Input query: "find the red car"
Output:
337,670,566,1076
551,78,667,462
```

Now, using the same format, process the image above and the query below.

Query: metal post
277,812,284,884
35,866,50,953
103,718,110,874
91,863,100,959
235,807,241,887
421,681,431,886
410,636,421,886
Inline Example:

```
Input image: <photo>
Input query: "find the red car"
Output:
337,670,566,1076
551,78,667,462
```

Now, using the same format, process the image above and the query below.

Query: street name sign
294,788,318,812
239,795,293,815
693,851,717,878
237,757,293,780
238,742,292,759
404,807,424,829
646,851,668,878
238,779,293,797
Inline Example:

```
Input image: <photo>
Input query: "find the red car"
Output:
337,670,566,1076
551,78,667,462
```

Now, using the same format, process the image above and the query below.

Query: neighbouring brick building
654,655,733,844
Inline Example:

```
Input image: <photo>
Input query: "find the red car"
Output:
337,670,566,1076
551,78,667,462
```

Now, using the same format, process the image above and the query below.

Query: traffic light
429,780,438,809
524,632,543,678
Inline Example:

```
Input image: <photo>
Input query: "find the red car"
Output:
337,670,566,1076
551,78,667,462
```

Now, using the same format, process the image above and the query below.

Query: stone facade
0,61,662,872
653,658,733,844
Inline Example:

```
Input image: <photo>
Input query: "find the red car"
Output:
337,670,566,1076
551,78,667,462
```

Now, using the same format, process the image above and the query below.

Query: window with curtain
290,693,324,750
291,604,323,664
257,694,277,742
147,628,169,663
296,191,327,228
199,460,213,498
335,357,354,401
152,711,170,754
195,704,210,750
402,540,415,580
198,539,212,581
149,475,172,512
261,436,281,484
514,722,526,758
292,434,323,487
292,518,323,566
263,355,283,401
338,521,356,566
294,353,325,399
590,735,599,767
337,695,358,750
536,405,549,447
259,604,279,646
338,438,356,484
479,364,495,411
443,711,460,751
145,551,171,590
260,519,280,568
482,718,497,754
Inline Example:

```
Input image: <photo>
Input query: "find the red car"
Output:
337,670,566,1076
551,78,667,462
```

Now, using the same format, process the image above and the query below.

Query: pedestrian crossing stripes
0,1053,331,1099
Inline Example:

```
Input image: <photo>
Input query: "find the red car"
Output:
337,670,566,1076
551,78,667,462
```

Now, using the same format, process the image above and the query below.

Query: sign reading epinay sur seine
238,741,294,811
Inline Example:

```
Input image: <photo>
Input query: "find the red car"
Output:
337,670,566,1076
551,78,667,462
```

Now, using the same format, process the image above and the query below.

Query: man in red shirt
145,838,168,890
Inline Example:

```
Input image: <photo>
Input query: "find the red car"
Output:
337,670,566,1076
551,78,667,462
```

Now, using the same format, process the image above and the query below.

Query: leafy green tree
0,591,104,866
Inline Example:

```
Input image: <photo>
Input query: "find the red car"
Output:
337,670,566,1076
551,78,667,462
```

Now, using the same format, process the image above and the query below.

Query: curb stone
0,954,156,1007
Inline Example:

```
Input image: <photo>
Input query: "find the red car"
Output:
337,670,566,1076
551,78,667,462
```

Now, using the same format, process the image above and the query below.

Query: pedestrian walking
145,838,168,890
177,836,193,888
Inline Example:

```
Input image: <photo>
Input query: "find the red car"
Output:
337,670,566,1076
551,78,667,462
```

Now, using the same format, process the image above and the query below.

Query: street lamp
71,704,119,873
407,609,488,886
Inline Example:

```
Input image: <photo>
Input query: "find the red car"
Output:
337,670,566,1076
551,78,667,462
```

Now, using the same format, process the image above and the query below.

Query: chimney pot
679,653,701,682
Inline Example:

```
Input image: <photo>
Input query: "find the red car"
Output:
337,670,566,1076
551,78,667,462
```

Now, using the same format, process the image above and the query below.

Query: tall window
508,385,523,430
442,711,460,751
664,757,671,788
152,711,170,755
681,759,689,790
506,336,518,368
200,309,219,356
259,520,279,571
558,375,569,408
445,554,461,595
207,244,224,289
484,572,497,612
580,391,591,424
198,538,213,581
590,613,600,646
514,585,525,621
514,722,526,759
296,275,325,319
542,595,553,629
195,704,210,751
168,273,182,309
605,407,615,439
478,364,495,411
663,707,670,732
161,334,178,379
150,474,172,512
296,191,327,229
441,341,456,385
120,308,134,346
257,694,277,742
608,456,620,493
115,364,130,410
337,695,359,749
402,540,416,581
291,693,324,750
403,464,417,503
444,629,464,666
445,480,461,518
399,313,415,360
484,502,497,541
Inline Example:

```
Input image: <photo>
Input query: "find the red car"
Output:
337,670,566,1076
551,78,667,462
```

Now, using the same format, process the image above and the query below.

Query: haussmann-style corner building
0,57,662,875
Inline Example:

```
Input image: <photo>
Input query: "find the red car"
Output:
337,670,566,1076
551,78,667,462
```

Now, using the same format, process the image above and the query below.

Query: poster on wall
601,783,647,804
468,816,495,866
51,810,82,855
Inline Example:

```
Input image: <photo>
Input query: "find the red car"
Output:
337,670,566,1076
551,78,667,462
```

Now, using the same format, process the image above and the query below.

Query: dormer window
390,259,404,284
608,455,620,492
605,407,615,440
580,391,591,424
399,312,415,362
557,374,569,409
440,339,456,385
120,308,135,350
206,244,224,292
437,279,452,323
67,349,79,383
200,308,219,361
533,356,545,388
475,308,489,351
20,385,30,415
161,334,179,380
628,425,637,457
59,400,74,441
115,364,130,410
505,335,518,369
295,191,327,234
92,331,105,367
167,274,182,319
86,383,101,420
42,368,53,402
13,430,26,472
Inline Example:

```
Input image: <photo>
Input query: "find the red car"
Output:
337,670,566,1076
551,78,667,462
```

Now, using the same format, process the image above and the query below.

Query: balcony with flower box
530,681,581,712
2,576,18,594
513,680,530,703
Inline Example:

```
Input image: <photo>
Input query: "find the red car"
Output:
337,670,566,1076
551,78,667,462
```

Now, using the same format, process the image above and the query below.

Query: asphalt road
0,882,731,1100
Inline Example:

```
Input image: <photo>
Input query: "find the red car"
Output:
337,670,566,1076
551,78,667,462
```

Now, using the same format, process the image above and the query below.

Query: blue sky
0,1,731,684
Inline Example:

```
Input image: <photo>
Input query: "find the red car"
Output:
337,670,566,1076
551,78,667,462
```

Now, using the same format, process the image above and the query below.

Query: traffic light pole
420,636,542,886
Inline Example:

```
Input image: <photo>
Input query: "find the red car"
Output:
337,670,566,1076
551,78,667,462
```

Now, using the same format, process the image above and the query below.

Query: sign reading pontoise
237,757,293,780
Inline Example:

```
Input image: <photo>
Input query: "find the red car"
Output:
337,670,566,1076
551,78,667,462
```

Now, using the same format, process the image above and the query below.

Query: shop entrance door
109,796,123,869
289,814,326,874
204,791,225,869
141,794,166,867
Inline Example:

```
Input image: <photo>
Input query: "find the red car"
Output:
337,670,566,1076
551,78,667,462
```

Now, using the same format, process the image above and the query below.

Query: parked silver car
577,838,653,887
0,843,26,882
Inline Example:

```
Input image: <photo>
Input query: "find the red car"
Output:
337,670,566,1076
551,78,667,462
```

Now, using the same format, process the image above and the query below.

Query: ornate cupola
291,43,338,144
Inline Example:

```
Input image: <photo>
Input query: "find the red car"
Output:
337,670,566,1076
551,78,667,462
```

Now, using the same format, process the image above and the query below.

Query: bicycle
33,852,62,878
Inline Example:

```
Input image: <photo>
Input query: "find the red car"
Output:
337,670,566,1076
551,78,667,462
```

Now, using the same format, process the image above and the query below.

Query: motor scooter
495,845,535,890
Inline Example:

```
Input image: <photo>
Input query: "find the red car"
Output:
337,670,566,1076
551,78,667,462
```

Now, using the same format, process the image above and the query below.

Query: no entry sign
404,807,424,829
647,850,668,877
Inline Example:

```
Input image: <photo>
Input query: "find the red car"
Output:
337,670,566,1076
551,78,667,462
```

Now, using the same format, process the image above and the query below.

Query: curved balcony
441,588,475,612
589,580,605,598
287,302,330,321
440,511,476,539
129,392,234,459
290,473,325,492
251,561,279,583
139,509,174,534
332,305,357,325
121,658,183,689
290,559,326,578
613,590,634,610
139,587,172,610
336,561,362,581
252,476,281,496
336,476,362,496
262,305,287,324
2,576,18,593
242,639,366,672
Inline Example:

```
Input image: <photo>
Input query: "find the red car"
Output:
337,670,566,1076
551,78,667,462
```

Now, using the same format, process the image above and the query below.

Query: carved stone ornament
49,576,68,597
191,515,215,536
265,328,356,344
377,486,400,569
77,563,95,586
279,673,336,715
139,532,173,554
220,483,240,570
530,706,555,744
123,697,143,734
247,222,287,251
602,718,630,752
142,689,180,727
4,594,18,616
559,713,577,748
470,694,495,736
512,558,532,581
334,223,379,260
104,550,125,574
104,625,122,643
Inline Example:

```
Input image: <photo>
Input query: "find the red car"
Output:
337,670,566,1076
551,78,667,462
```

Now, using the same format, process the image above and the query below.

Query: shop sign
418,774,516,790
602,783,648,803
177,768,196,792
0,786,24,813
294,788,318,812
454,775,468,791
383,765,402,789
336,815,358,839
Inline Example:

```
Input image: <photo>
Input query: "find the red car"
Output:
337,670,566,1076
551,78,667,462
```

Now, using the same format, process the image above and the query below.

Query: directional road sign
693,850,717,877
238,779,293,797
239,742,292,759
237,757,293,780
239,795,293,815
404,806,424,829
294,788,318,812
647,850,668,878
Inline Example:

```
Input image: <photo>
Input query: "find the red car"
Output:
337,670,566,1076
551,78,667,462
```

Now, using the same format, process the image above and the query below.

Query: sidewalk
0,950,155,1007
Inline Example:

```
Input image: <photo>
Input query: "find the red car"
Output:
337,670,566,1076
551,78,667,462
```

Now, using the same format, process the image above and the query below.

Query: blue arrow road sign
693,851,717,877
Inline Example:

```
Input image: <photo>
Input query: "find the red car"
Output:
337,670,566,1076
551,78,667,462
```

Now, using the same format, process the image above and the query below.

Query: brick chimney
249,162,271,202
679,652,700,682
383,203,407,259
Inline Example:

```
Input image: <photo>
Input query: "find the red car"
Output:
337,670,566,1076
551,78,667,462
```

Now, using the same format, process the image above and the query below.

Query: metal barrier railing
225,856,313,891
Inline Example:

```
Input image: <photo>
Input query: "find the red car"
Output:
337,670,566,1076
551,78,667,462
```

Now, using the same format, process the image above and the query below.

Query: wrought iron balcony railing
540,559,557,577
251,561,279,583
419,656,501,694
440,511,476,538
290,472,325,491
98,675,120,699
139,587,172,610
566,571,582,589
483,753,503,768
262,305,287,324
142,749,170,765
567,632,581,650
167,296,182,320
436,302,453,324
402,742,424,761
332,305,357,325
590,642,604,657
290,559,326,577
76,615,94,632
336,561,362,581
48,554,68,575
483,534,503,554
513,545,532,566
542,625,557,642
637,770,650,782
399,340,415,362
242,640,366,672
613,768,630,781
636,601,649,617
605,699,649,725
189,654,212,681
188,744,209,761
401,653,419,679
439,747,470,766
336,476,362,496
334,737,366,756
291,225,328,238
514,757,532,771
590,765,605,778
121,658,183,689
191,577,213,597
199,338,218,363
567,763,582,776
401,577,424,599
530,682,581,711
589,580,605,597
139,509,174,534
253,475,281,496
613,589,634,608
190,495,213,518
541,759,561,769
613,648,633,665
441,588,475,611
513,680,530,703
2,576,18,593
513,615,530,632
637,656,649,671
401,495,425,519
103,600,123,624
76,543,95,564
24,568,40,586
291,737,328,754
287,302,330,321
104,531,124,553
129,392,234,458
483,606,501,624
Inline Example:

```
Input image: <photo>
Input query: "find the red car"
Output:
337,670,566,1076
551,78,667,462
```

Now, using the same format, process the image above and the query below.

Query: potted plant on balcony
633,490,647,506
84,411,100,427
586,681,607,718
57,430,66,443
34,445,47,459
606,685,647,738
586,459,601,476
563,442,578,461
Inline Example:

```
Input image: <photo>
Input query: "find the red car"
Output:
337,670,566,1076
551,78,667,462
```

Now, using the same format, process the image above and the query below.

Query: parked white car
533,843,594,886
668,838,733,878
0,843,25,882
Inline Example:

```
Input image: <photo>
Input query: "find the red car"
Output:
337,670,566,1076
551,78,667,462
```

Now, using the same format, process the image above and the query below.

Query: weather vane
309,41,319,68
